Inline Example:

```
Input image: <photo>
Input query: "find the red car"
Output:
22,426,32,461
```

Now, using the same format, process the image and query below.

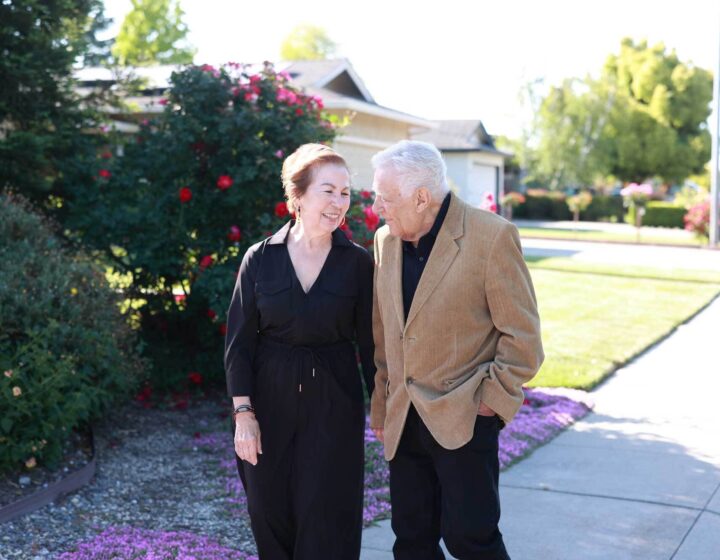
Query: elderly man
369,141,544,560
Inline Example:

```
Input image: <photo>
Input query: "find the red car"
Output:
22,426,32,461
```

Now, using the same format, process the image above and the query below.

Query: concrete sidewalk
361,296,720,559
521,237,720,272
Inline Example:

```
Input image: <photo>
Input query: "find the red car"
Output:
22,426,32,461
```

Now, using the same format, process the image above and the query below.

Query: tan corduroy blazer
369,193,544,460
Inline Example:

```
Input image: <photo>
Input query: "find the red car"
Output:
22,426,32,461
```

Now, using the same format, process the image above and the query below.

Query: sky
102,0,720,138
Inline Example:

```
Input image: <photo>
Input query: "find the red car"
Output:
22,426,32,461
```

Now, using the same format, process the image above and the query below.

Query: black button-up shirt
402,193,451,320
224,221,376,398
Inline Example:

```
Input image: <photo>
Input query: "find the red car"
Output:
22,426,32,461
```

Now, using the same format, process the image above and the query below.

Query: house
412,120,510,208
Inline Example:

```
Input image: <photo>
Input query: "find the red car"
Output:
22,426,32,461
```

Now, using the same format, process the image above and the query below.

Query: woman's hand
234,413,262,465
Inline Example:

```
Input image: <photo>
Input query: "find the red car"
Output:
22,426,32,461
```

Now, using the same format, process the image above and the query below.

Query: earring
295,205,301,221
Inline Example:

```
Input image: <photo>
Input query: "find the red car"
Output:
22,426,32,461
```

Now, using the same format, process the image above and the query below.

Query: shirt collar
402,192,451,249
429,192,451,237
267,220,353,247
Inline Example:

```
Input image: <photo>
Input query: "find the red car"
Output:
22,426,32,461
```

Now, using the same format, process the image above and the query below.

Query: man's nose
372,197,382,215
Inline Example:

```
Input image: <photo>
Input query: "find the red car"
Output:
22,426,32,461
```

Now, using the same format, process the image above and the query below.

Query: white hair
371,140,449,200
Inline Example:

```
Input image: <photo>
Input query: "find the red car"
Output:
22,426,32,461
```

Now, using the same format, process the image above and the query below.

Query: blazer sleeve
355,247,376,399
224,243,262,398
482,221,545,423
369,232,389,429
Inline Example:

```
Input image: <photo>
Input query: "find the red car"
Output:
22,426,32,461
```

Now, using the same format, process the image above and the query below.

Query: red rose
363,206,380,231
135,384,152,402
188,371,203,385
295,108,304,116
339,222,353,240
206,309,217,320
274,201,289,218
98,169,111,179
360,190,372,199
227,225,242,242
216,175,233,190
101,151,112,159
179,187,192,203
159,98,169,106
199,255,214,269
219,323,227,336
174,293,186,303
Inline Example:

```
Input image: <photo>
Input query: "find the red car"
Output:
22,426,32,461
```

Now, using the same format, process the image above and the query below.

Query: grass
526,256,720,284
519,226,702,247
526,259,720,389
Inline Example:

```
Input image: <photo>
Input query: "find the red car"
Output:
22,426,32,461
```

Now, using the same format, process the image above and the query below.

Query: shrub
580,195,625,222
0,194,143,473
684,199,710,238
513,190,571,220
641,202,687,228
58,63,378,393
627,201,687,229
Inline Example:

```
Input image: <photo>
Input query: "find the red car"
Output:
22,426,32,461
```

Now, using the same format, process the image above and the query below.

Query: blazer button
400,334,404,340
406,377,414,385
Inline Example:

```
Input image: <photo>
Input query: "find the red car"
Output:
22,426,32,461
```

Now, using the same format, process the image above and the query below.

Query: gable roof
412,120,510,156
279,58,375,103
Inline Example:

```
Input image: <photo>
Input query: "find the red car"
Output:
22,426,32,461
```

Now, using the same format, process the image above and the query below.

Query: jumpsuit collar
267,220,353,247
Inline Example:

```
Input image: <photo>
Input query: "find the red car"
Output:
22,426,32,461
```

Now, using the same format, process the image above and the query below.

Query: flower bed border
0,428,95,523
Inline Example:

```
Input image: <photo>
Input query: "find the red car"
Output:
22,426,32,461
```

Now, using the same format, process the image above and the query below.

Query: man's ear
415,187,431,213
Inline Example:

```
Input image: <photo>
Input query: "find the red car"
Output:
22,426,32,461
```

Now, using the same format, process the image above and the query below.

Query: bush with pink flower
684,199,710,239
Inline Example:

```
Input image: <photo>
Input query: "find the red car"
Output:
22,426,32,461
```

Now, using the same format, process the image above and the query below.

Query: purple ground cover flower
57,526,257,560
195,387,592,529
498,387,593,469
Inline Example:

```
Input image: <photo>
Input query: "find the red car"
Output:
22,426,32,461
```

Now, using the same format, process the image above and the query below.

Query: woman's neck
289,221,332,251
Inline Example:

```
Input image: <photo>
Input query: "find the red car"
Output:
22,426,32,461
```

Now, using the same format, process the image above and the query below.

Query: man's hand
234,413,262,465
478,401,496,417
372,428,384,443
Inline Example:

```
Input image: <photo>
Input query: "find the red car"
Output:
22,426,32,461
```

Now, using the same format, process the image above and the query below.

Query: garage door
466,163,498,208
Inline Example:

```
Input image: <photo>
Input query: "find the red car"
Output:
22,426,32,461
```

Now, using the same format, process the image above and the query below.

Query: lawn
519,226,702,247
526,259,720,389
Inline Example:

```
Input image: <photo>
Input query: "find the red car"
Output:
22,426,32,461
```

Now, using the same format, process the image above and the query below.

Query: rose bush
59,63,378,395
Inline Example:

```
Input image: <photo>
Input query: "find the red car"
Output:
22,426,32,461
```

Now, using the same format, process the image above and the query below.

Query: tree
112,0,195,66
602,38,712,183
280,24,337,61
0,0,110,201
531,78,613,189
528,38,712,189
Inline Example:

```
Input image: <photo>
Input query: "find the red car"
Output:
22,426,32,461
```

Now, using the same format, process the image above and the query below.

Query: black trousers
389,406,510,560
235,338,365,560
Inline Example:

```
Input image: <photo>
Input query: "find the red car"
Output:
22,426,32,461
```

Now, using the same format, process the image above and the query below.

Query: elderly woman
224,143,375,559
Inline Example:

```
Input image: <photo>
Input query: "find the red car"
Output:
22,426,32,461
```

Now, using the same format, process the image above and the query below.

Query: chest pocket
255,277,293,328
316,277,357,328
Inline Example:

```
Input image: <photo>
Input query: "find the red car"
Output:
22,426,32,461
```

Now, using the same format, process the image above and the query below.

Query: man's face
371,166,424,241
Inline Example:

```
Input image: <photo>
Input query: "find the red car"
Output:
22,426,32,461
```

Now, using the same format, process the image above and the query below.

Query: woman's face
296,163,351,233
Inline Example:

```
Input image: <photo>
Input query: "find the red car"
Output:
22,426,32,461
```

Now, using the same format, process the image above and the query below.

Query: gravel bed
0,398,255,559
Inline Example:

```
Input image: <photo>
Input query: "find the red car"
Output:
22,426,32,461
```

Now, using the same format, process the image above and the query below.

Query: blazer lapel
387,234,405,329
405,194,464,330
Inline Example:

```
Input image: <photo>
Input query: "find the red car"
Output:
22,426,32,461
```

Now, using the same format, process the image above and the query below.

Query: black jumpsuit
224,221,376,560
